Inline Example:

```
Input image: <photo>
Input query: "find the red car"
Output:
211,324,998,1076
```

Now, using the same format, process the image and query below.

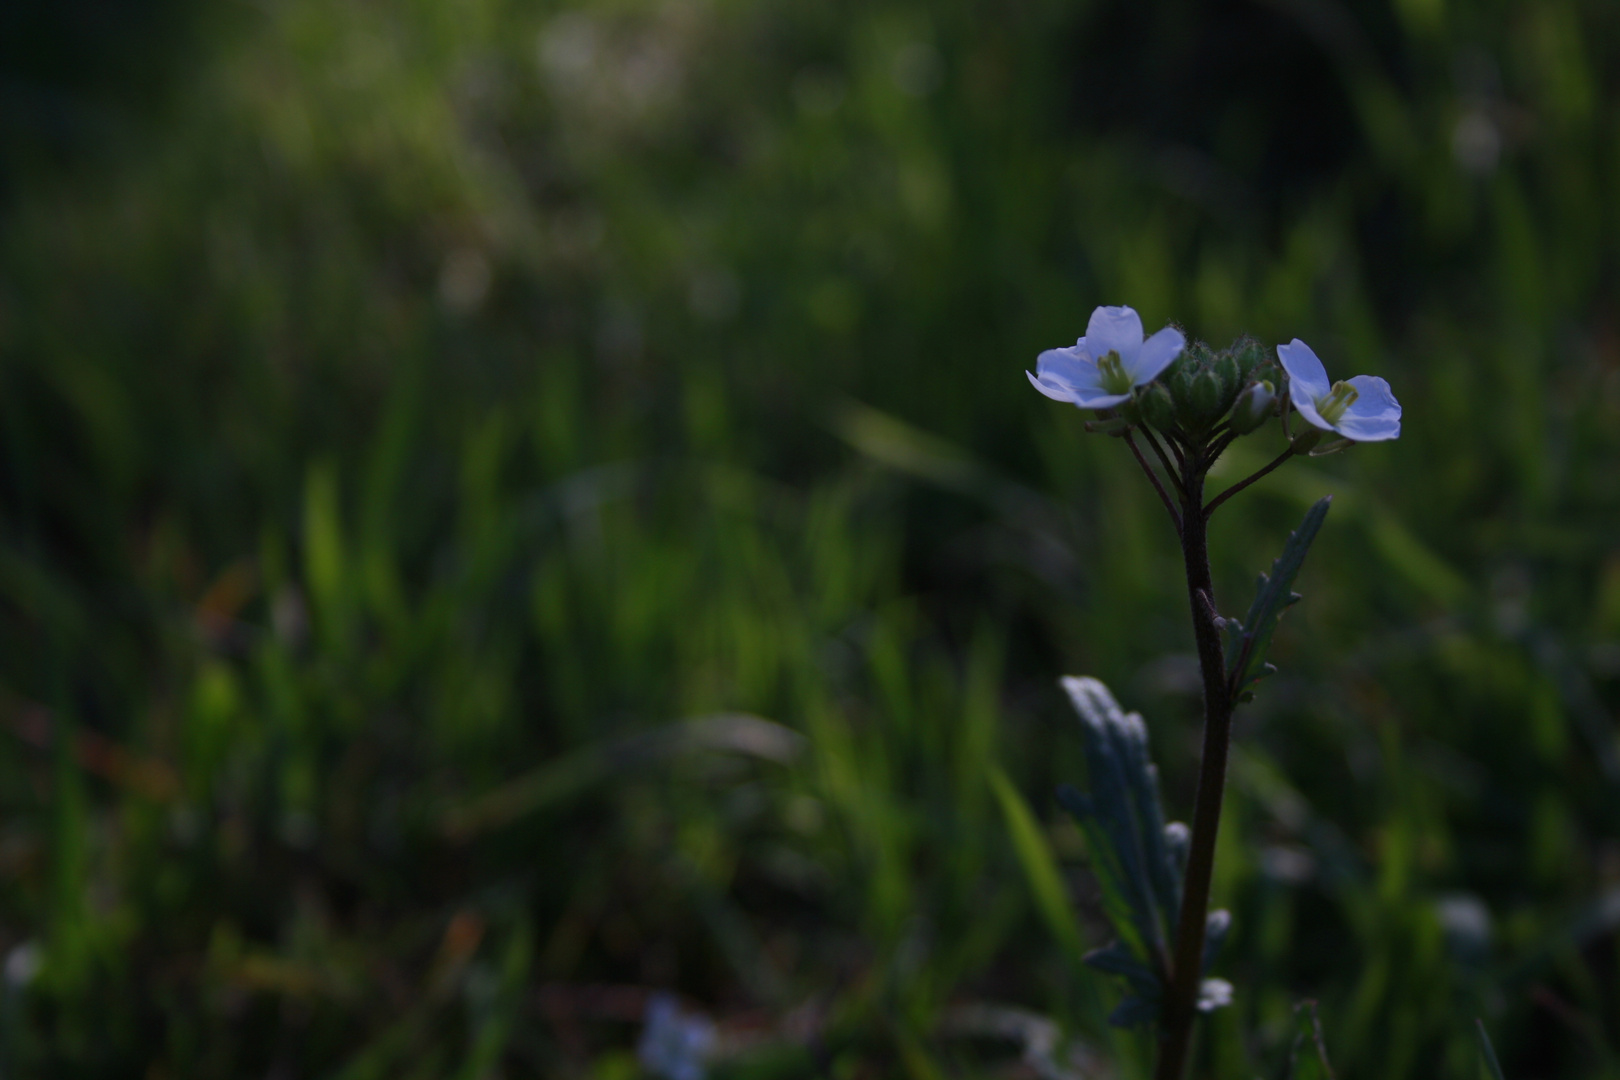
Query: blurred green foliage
1,0,1619,1076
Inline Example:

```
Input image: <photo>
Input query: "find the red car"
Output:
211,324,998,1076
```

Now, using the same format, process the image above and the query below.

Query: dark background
2,0,1618,1076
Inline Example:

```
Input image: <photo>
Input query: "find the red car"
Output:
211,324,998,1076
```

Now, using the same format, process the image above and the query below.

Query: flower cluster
1028,305,1401,450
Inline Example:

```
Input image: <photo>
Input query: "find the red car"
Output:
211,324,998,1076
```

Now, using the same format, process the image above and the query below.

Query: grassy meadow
2,0,1620,1076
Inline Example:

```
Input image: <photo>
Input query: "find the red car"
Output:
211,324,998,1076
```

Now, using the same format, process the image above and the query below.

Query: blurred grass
1,0,1620,1076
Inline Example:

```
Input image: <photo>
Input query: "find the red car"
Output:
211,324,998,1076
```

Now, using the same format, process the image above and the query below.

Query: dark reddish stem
1154,457,1234,1080
1123,431,1183,538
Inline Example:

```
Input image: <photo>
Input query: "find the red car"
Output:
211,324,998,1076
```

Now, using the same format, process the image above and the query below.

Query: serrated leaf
1060,677,1178,960
1474,1019,1506,1080
1290,1000,1335,1080
1108,994,1162,1029
1057,782,1149,962
1082,942,1162,999
1227,497,1332,697
1053,676,1239,1033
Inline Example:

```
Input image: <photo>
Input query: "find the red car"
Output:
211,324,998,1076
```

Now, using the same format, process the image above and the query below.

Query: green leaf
1081,941,1161,1000
1290,1000,1336,1080
1226,496,1332,697
1475,1019,1507,1080
1059,677,1178,960
988,764,1087,961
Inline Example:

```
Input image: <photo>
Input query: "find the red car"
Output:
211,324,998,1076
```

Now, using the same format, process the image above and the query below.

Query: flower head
1028,305,1185,410
1276,339,1401,442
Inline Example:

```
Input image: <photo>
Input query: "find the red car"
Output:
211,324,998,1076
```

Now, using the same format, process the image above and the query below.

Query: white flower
1028,306,1185,409
1276,339,1401,442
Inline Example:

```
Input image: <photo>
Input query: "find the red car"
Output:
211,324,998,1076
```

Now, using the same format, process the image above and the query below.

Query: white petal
1086,305,1144,366
1276,339,1331,403
1333,375,1401,441
1291,395,1335,433
1071,387,1133,409
1036,346,1103,391
1127,325,1184,385
1027,370,1078,402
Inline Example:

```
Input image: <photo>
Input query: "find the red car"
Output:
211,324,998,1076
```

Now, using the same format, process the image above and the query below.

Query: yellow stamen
1097,350,1133,395
1315,381,1359,424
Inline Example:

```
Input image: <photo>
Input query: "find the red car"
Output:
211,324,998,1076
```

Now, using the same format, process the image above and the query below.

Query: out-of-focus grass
1,0,1619,1076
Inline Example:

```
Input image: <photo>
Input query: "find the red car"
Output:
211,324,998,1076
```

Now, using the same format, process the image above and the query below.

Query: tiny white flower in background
638,992,716,1080
1276,338,1401,442
1028,305,1185,409
4,941,41,988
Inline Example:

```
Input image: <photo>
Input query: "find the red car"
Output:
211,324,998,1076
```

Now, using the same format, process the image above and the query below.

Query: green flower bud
1140,382,1178,433
1214,353,1241,402
1184,369,1225,433
1227,380,1277,435
1229,336,1266,381
1166,356,1195,408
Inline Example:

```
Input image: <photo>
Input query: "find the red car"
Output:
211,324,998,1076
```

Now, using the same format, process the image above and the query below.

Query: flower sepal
1288,428,1323,455
1307,437,1354,457
1084,415,1134,436
1140,383,1178,432
1227,380,1277,435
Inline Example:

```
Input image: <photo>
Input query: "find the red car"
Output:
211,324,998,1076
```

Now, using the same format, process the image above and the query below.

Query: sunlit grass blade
988,764,1087,962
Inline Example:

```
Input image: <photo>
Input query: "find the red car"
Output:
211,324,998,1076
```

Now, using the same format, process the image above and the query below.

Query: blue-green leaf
1082,942,1161,999
1475,1019,1507,1080
1226,497,1332,697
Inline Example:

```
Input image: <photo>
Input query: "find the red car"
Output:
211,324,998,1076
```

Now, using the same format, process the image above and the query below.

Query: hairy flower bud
1140,382,1178,433
1227,380,1277,435
1184,369,1226,433
1214,354,1241,402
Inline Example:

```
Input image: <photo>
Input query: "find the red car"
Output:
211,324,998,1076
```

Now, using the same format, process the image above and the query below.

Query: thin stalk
1202,446,1294,520
1138,426,1187,497
1162,430,1190,471
1123,431,1182,537
1154,463,1234,1080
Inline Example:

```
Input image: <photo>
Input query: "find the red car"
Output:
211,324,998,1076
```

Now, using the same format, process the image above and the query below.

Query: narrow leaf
1290,1000,1335,1080
1108,994,1161,1029
1474,1019,1506,1080
1229,497,1332,695
988,764,1087,960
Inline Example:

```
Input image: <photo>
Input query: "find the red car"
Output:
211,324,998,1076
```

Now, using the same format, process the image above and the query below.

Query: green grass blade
1474,1019,1506,1080
988,763,1087,962
1290,1001,1335,1080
